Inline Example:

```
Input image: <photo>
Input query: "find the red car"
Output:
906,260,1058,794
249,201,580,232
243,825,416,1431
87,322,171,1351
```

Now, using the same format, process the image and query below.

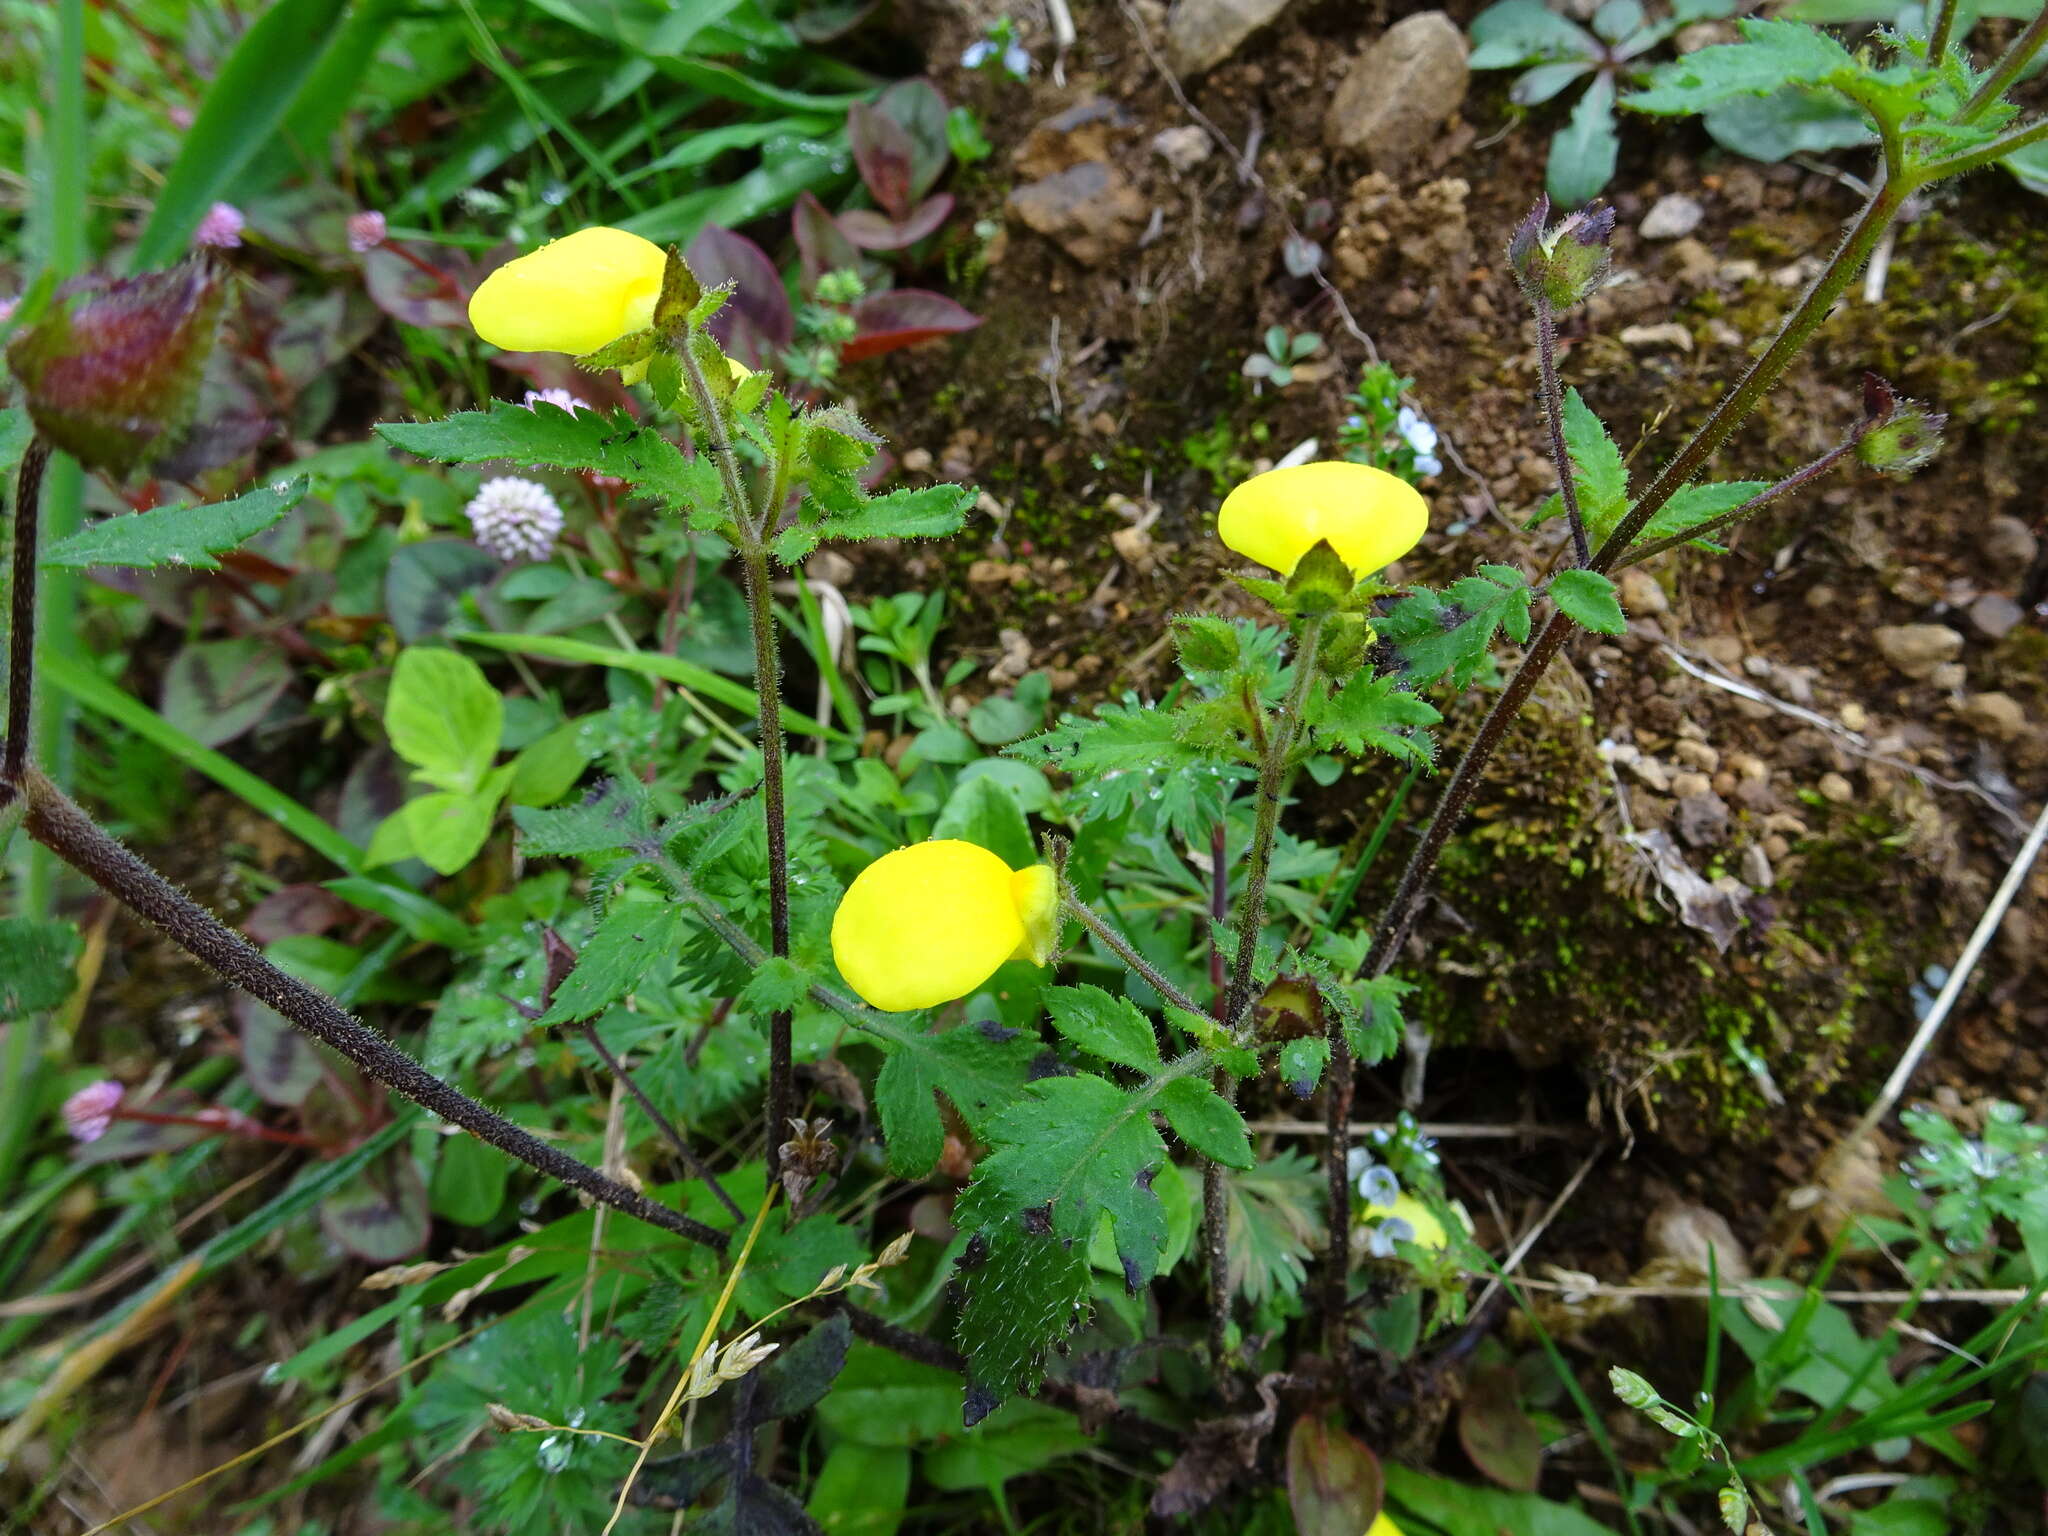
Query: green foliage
1225,1150,1326,1309
1548,569,1627,635
872,1019,1042,1179
1044,984,1161,1072
772,482,975,563
1379,565,1535,690
40,478,304,570
0,916,81,1012
537,899,683,1027
1309,671,1441,766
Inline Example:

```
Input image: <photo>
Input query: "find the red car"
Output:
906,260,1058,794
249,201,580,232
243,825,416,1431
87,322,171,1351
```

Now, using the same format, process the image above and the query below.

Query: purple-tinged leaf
321,1152,431,1262
843,290,982,362
876,78,951,203
1285,1418,1384,1536
1460,1365,1544,1491
837,194,955,252
793,191,866,289
791,0,878,41
362,241,480,330
243,884,349,945
848,102,916,221
160,636,294,748
685,225,796,365
237,994,323,1106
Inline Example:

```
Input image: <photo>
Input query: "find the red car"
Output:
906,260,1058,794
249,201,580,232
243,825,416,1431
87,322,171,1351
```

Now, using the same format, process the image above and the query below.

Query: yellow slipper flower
1362,1191,1451,1252
831,841,1058,1013
1366,1513,1406,1536
1217,461,1428,580
468,226,668,358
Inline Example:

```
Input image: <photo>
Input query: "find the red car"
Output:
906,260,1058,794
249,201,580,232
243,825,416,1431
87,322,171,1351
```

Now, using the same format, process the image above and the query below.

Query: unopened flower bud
5,259,229,475
1856,396,1945,478
63,1080,125,1142
347,210,389,254
1506,195,1615,312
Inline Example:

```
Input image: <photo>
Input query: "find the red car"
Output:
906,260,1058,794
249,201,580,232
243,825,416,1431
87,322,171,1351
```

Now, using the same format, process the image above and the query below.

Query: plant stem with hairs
674,335,795,1183
1320,169,1932,1352
3,438,49,800
1532,296,1589,567
1206,614,1321,1373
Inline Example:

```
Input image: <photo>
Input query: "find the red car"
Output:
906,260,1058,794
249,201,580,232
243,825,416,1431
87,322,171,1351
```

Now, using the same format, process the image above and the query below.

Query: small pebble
1817,772,1854,803
1839,702,1868,732
1763,833,1791,861
1741,842,1774,889
1639,193,1705,241
1630,757,1672,793
1969,592,2024,641
1672,770,1713,799
1703,635,1746,667
1961,692,2026,740
1674,740,1720,772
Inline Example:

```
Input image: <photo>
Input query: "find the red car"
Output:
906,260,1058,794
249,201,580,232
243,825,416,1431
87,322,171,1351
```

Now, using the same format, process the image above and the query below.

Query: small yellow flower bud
831,840,1058,1012
1217,462,1427,581
467,226,667,357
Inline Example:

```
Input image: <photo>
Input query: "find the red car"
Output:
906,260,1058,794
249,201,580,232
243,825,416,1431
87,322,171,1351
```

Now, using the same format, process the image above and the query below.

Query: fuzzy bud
1855,374,1945,479
193,201,246,249
63,1080,126,1142
1507,195,1616,313
5,259,229,476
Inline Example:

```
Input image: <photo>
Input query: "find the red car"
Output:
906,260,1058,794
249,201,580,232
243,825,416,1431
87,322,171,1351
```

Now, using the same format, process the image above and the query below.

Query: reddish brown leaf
842,289,982,363
1285,1417,1384,1536
1459,1365,1543,1492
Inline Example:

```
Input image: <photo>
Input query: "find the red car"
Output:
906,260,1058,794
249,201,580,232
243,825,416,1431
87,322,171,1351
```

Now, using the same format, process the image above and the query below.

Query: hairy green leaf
513,778,658,857
1380,565,1535,690
1279,1037,1331,1097
1157,1076,1254,1168
1043,985,1161,1073
0,917,82,1013
1627,17,1859,115
954,1224,1090,1424
1310,671,1440,765
538,899,683,1026
873,1019,1041,1178
1549,569,1627,635
41,479,305,570
773,483,975,564
378,401,722,519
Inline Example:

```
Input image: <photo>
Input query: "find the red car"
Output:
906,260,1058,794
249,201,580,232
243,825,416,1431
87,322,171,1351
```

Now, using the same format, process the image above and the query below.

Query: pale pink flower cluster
63,1080,126,1142
466,476,565,562
347,210,389,254
193,201,245,249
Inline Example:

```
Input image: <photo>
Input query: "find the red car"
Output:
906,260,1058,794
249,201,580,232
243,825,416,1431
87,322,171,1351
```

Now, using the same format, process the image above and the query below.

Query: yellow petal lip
1217,461,1428,580
1363,1191,1451,1251
1366,1513,1406,1536
831,840,1055,1012
467,226,667,357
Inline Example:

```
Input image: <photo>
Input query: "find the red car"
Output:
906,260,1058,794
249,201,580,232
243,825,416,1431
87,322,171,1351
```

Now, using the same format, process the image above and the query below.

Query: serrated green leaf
1044,984,1161,1073
741,956,810,1012
1560,388,1628,531
1636,479,1770,544
1278,1037,1331,1097
954,1072,1172,1286
386,647,502,795
1310,671,1441,765
1550,569,1627,635
378,402,723,520
772,483,974,564
1626,16,1860,115
537,900,683,1026
1225,1150,1325,1306
513,778,658,856
873,1019,1040,1179
1381,566,1534,690
1009,697,1206,778
954,1224,1090,1422
1347,977,1412,1065
41,479,305,570
1157,1076,1254,1168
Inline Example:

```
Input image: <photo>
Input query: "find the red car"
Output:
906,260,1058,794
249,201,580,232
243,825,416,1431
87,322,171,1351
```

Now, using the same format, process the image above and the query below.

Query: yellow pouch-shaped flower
1362,1191,1452,1251
831,840,1058,1013
468,227,667,357
1366,1513,1406,1536
1217,461,1428,580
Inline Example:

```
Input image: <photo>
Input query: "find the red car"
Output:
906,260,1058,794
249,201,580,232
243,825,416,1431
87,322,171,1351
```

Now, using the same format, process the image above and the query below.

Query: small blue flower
1002,41,1032,78
1357,1166,1400,1207
1366,1217,1415,1259
1413,453,1442,477
960,39,994,67
1396,405,1438,457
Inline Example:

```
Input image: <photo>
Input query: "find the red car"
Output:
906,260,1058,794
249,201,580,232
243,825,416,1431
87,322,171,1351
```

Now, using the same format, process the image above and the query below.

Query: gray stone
1740,842,1774,889
1874,622,1962,680
1961,692,2026,740
1619,566,1670,617
1325,13,1469,165
1640,193,1705,241
1675,791,1730,848
1007,163,1150,267
1165,0,1294,75
1621,322,1694,353
1985,514,2038,570
1969,591,2025,640
1151,125,1213,173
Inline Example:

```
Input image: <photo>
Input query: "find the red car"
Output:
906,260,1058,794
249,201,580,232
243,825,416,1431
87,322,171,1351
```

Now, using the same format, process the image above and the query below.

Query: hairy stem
1610,437,1858,571
1926,0,1959,63
674,334,792,1183
22,768,727,1252
1961,7,2048,119
4,437,50,797
1923,112,2048,179
738,540,794,1182
1533,299,1589,567
1209,614,1321,1374
577,1021,744,1223
1061,892,1206,1016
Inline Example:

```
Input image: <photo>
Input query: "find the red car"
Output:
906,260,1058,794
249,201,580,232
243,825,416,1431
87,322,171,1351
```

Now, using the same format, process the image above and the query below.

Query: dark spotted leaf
320,1152,430,1263
1286,1417,1384,1536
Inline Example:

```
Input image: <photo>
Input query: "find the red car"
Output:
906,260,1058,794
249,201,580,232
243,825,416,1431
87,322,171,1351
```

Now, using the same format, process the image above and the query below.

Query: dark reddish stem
4,438,51,797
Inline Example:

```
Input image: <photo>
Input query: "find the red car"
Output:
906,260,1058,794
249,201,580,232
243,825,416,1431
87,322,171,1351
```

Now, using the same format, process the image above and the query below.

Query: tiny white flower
465,476,564,562
1413,453,1442,477
1002,42,1032,78
1345,1145,1373,1183
1358,1166,1400,1207
1396,406,1438,457
521,387,593,414
960,39,994,67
